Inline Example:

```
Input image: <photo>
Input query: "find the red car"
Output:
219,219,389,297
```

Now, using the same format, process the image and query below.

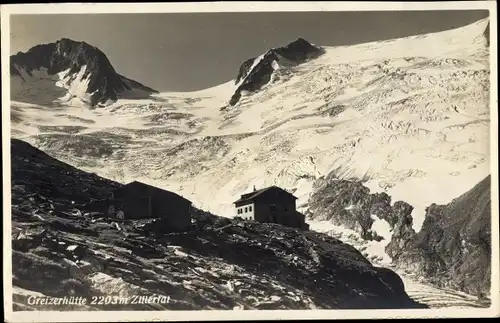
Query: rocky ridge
386,175,491,299
230,38,325,105
306,173,413,242
306,169,492,301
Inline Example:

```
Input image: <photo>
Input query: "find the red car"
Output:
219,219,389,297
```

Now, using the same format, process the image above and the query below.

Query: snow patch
370,214,392,242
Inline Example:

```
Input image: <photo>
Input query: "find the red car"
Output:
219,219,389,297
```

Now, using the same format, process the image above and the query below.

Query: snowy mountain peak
229,37,325,106
54,38,105,60
10,38,158,107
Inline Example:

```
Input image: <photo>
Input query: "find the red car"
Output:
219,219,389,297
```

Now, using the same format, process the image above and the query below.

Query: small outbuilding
88,181,192,231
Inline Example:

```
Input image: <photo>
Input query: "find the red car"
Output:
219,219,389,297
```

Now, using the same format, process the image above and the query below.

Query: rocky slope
10,38,157,106
386,175,492,299
306,170,492,301
10,139,426,311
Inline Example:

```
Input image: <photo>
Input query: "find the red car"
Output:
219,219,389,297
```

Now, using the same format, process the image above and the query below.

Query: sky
10,10,489,92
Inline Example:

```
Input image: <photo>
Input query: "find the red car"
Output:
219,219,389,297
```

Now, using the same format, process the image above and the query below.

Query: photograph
2,1,498,322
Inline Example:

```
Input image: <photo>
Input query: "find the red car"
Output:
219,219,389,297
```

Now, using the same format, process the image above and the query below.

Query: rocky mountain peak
273,37,324,60
54,38,110,64
10,38,157,106
229,37,325,106
12,38,111,75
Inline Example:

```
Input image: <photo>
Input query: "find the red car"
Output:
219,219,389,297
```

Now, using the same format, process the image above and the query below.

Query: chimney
253,185,256,192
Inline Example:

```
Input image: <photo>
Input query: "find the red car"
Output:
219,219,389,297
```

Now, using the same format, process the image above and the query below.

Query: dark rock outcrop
10,38,157,105
307,173,413,241
308,170,491,299
386,175,491,299
10,139,425,310
230,38,325,106
483,22,490,47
